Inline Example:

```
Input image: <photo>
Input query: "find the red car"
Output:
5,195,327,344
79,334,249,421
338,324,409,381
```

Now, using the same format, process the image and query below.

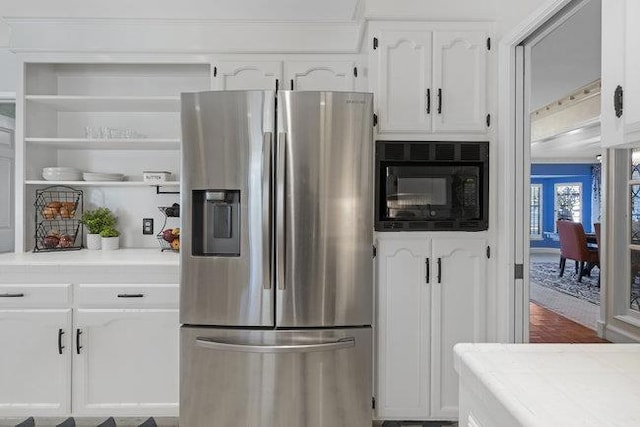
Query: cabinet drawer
0,284,71,307
76,284,179,308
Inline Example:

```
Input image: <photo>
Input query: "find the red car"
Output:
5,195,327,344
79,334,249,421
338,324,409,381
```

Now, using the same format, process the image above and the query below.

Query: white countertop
0,248,180,266
454,343,640,426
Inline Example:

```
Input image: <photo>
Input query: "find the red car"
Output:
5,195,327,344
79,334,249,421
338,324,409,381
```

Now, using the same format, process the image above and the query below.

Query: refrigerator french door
180,90,374,427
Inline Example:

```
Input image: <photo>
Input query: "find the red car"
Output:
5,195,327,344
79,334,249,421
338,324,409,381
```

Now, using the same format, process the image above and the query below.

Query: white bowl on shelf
42,167,83,181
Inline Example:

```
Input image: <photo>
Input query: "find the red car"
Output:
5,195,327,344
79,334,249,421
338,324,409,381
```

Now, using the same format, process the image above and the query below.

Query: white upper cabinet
373,29,433,133
370,23,490,136
602,0,640,146
432,32,487,133
213,59,359,92
625,1,640,140
212,61,282,91
284,61,356,91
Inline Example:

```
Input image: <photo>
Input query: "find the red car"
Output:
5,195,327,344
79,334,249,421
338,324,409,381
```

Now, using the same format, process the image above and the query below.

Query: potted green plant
80,208,116,250
100,227,120,251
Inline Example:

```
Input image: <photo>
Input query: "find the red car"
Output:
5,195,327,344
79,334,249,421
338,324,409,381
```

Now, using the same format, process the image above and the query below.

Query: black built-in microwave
375,141,489,231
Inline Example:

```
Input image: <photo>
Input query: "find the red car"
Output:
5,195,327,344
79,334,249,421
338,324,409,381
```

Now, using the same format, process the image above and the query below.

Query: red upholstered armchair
556,220,599,282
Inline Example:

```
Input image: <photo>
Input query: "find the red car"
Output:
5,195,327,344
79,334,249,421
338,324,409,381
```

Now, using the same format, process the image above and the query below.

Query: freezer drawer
180,326,372,427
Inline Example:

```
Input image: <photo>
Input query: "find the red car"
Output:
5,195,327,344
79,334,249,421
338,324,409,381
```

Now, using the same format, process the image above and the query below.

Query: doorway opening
517,0,607,343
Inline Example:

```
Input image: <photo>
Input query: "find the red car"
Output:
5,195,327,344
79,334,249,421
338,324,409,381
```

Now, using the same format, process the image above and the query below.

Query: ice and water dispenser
192,190,240,256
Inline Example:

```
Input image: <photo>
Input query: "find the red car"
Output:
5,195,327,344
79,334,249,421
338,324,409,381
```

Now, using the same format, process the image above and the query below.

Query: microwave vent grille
384,144,405,160
434,221,454,229
461,144,481,161
409,144,430,160
460,221,480,229
435,144,455,161
409,222,430,229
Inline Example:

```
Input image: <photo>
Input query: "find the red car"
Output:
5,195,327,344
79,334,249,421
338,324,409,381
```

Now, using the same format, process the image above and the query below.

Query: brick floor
529,302,609,343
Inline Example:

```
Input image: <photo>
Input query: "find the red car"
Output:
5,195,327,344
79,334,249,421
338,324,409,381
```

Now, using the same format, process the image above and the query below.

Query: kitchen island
454,343,640,426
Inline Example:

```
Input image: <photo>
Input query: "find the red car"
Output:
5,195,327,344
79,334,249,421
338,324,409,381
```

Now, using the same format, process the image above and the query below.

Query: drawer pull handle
58,329,65,355
0,293,24,298
76,329,82,354
117,293,144,298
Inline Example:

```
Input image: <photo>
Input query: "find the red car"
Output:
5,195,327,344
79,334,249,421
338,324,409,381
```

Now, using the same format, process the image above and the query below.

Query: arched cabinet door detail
213,61,282,91
284,61,356,92
432,32,487,133
373,30,433,133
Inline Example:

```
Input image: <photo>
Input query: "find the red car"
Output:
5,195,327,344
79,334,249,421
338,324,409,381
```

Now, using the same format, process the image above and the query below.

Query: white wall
0,0,360,20
365,0,496,20
495,0,550,36
0,50,17,94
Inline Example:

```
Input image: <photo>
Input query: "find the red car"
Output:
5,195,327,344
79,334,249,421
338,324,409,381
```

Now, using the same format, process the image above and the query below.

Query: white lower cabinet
375,234,487,421
0,283,179,418
0,309,72,416
73,309,179,416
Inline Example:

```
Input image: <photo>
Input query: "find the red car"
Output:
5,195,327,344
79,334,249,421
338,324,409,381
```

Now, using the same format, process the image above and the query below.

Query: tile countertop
454,343,640,426
0,248,179,266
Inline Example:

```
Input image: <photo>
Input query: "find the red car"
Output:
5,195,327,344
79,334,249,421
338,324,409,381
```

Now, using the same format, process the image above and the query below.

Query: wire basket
156,205,180,252
33,186,83,252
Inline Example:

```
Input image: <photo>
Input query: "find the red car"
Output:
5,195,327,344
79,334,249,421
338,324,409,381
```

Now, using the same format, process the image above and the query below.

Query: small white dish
83,172,125,182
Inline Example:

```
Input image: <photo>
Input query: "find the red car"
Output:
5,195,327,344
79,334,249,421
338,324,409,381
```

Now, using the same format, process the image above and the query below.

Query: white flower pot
101,236,120,251
86,233,101,250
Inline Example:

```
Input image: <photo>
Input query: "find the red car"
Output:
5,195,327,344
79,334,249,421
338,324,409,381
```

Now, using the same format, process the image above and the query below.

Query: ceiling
530,0,601,163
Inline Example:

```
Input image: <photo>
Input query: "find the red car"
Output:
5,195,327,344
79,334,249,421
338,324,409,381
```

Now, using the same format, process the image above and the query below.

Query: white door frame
497,0,593,342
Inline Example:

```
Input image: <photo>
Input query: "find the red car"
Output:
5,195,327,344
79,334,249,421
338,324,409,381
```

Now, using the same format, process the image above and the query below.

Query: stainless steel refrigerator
179,90,373,427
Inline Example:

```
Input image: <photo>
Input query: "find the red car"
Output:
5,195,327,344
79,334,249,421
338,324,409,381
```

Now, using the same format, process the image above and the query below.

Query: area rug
530,262,600,305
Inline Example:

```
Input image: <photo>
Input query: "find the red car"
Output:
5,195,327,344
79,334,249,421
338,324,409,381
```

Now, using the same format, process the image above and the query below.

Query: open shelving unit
19,62,212,251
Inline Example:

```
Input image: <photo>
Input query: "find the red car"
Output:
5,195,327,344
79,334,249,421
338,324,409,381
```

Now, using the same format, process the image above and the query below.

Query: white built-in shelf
25,95,181,112
25,180,180,187
25,137,181,150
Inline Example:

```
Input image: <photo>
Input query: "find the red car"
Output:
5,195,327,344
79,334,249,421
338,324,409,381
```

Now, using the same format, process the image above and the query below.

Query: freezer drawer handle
195,336,356,353
117,293,144,298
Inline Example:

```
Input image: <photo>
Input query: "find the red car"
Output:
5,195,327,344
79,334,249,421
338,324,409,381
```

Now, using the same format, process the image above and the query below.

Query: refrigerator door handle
263,131,273,290
276,132,287,291
195,336,355,353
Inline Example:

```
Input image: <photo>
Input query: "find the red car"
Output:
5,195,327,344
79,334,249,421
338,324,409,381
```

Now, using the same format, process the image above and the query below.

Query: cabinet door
73,309,179,416
374,30,433,133
376,237,431,418
212,61,282,90
430,238,487,419
284,61,355,91
625,1,640,132
432,32,487,133
0,309,71,416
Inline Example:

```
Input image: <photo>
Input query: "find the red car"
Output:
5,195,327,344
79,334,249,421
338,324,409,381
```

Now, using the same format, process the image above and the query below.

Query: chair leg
559,256,566,277
578,262,584,282
575,260,579,274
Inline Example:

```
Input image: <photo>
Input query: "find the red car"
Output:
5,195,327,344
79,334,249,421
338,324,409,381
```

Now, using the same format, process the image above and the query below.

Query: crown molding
4,17,365,54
